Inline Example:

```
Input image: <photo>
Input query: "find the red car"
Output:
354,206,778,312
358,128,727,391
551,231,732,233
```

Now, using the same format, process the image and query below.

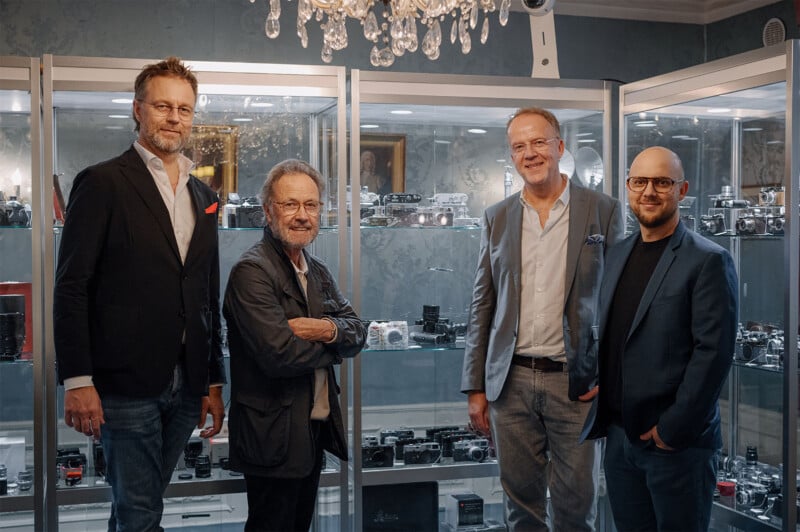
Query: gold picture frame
185,125,239,206
359,133,406,196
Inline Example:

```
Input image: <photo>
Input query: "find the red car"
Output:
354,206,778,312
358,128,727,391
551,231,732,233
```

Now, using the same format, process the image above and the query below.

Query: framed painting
185,125,239,206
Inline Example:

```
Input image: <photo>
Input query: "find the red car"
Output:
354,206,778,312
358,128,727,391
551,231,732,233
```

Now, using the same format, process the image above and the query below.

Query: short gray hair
260,159,326,206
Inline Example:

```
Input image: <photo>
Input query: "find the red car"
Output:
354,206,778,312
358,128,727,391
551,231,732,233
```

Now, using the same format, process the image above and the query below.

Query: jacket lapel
506,196,523,296
184,176,211,266
304,252,324,319
118,147,181,262
564,181,589,304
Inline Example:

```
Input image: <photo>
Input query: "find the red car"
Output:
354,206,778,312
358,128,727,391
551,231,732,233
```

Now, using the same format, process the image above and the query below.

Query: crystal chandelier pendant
260,0,507,66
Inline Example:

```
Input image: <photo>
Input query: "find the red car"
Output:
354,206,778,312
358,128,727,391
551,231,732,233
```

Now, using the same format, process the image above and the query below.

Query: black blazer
582,223,737,450
224,228,366,478
54,146,226,397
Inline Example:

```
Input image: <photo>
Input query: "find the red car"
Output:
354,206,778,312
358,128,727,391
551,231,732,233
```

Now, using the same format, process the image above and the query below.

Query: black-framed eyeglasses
626,176,684,193
137,100,194,120
271,200,323,216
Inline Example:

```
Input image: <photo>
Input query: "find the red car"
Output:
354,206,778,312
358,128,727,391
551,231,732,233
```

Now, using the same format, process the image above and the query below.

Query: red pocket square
205,201,218,214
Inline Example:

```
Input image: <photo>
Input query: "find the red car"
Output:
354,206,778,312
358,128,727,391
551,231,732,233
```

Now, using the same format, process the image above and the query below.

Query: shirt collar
133,141,195,176
519,174,571,210
290,251,309,277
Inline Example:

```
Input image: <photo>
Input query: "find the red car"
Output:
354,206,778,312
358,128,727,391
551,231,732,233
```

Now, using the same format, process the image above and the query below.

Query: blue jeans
604,424,718,532
489,364,600,531
100,363,202,532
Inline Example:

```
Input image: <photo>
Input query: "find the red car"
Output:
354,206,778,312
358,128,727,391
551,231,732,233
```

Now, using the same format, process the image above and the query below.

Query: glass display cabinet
619,40,800,531
36,55,347,530
0,56,41,528
349,70,612,530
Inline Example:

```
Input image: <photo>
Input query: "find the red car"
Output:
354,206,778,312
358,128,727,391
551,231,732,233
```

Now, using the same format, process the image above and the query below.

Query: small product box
446,493,484,528
0,436,26,481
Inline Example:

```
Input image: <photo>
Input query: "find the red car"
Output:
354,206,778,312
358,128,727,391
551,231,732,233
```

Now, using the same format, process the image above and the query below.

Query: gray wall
0,0,795,81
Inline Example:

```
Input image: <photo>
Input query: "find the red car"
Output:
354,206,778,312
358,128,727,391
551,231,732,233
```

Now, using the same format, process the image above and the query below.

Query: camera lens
194,455,212,478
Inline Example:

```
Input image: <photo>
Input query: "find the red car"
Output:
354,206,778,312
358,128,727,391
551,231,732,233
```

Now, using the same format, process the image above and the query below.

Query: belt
511,355,566,372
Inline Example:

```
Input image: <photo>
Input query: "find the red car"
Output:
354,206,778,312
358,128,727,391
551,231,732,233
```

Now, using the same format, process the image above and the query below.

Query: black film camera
393,437,429,461
184,437,204,467
435,430,475,458
379,428,415,444
362,440,394,468
403,442,442,465
412,305,467,345
236,197,265,228
453,439,490,463
698,213,726,236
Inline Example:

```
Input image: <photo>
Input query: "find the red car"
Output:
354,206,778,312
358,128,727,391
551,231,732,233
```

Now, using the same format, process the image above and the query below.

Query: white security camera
521,0,555,16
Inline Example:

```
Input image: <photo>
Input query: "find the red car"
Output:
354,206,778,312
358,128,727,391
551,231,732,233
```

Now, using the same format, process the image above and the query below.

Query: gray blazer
461,180,623,402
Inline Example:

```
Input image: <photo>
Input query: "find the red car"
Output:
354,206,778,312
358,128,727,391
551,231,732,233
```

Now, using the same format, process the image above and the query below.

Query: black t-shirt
600,234,670,425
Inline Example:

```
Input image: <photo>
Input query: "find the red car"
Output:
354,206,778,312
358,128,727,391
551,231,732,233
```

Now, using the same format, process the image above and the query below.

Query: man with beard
224,159,366,532
581,146,738,531
54,57,226,531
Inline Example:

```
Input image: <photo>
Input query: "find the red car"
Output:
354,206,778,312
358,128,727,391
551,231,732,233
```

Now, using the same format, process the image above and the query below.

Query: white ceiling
536,0,784,24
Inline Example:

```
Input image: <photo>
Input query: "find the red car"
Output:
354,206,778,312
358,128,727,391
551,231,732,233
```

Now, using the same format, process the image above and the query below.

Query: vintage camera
413,206,455,227
184,437,204,467
735,329,769,362
453,439,490,463
425,426,461,439
56,447,87,471
362,440,394,468
735,208,769,236
759,186,785,206
736,480,769,508
698,213,726,236
403,442,442,465
412,305,467,345
194,454,212,478
380,428,415,444
766,213,785,235
435,430,475,458
710,186,750,209
235,197,265,228
393,437,429,461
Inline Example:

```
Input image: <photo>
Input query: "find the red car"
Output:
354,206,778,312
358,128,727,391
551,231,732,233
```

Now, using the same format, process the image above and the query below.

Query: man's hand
288,317,333,342
578,385,598,402
639,425,674,451
198,386,225,438
64,386,104,441
467,391,491,437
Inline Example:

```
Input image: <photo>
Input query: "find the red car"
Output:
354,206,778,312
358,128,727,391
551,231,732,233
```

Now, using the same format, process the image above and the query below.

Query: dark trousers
244,421,324,532
604,424,718,532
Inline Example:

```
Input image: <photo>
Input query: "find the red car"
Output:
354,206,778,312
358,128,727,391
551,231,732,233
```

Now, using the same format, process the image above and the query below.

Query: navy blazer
582,222,738,450
54,146,226,397
461,180,623,402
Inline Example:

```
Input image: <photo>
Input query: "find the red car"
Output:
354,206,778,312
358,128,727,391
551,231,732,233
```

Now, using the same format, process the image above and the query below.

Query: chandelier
254,0,511,67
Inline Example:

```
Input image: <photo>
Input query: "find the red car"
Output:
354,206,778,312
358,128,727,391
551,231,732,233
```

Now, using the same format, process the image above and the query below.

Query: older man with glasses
223,159,366,532
581,146,738,531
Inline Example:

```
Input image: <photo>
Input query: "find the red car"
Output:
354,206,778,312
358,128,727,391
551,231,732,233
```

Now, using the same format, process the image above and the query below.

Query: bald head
629,146,684,182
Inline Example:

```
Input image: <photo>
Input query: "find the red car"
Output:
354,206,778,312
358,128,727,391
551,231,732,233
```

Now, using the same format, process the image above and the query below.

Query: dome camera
521,0,555,16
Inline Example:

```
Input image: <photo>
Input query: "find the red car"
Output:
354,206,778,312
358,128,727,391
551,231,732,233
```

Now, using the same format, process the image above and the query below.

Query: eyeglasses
271,200,323,216
626,176,684,193
511,137,560,155
137,100,194,120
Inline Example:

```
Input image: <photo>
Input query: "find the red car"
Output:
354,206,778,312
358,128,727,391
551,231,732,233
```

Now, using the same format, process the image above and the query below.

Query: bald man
581,147,738,531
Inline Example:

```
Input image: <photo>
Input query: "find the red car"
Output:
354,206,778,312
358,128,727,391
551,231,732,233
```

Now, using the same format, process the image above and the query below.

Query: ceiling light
112,98,132,104
108,114,128,119
360,124,380,129
707,108,731,114
390,110,413,115
250,102,274,108
577,139,596,143
259,0,511,67
634,121,657,128
742,127,763,132
232,117,253,122
468,128,487,134
576,132,593,137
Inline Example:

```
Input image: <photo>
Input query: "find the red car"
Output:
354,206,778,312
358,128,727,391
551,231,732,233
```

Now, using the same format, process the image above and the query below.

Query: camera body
520,0,555,15
380,428,415,444
184,437,204,467
403,442,442,465
736,480,769,508
362,440,395,468
452,439,490,463
235,197,265,228
698,213,726,236
56,447,87,483
435,430,475,457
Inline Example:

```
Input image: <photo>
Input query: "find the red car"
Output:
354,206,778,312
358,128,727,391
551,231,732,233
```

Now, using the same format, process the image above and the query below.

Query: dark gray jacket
224,227,365,477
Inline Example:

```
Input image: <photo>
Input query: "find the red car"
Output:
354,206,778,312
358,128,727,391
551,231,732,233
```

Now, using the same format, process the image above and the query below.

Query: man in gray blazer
582,147,737,531
461,107,623,531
